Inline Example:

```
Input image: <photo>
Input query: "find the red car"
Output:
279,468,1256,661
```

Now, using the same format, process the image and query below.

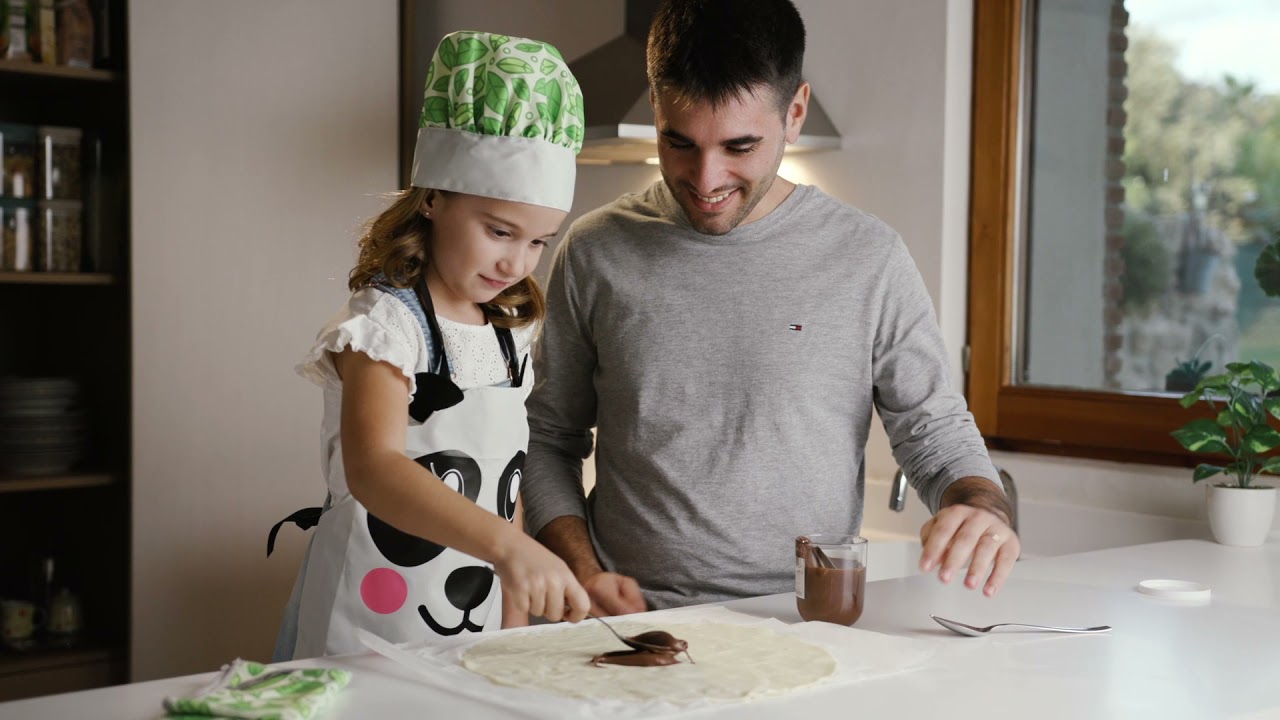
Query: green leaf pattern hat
411,31,585,212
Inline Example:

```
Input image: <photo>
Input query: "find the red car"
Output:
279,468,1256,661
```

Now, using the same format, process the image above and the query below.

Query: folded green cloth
163,659,351,720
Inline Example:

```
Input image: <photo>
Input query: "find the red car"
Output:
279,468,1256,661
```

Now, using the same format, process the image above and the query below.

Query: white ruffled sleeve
295,288,428,399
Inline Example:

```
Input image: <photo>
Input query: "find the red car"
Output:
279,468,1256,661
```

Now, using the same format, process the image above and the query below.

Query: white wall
130,0,397,680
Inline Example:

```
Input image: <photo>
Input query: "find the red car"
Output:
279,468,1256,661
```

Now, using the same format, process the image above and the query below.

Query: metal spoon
797,537,835,568
931,615,1112,637
588,613,636,647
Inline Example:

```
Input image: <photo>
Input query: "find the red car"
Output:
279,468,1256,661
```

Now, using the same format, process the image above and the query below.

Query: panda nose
444,566,495,611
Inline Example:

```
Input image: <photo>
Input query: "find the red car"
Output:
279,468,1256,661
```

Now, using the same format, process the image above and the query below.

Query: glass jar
37,126,82,200
1,123,37,199
1,198,35,271
37,199,82,272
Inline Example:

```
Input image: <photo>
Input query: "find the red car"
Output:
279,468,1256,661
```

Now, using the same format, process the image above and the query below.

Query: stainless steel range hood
571,0,842,165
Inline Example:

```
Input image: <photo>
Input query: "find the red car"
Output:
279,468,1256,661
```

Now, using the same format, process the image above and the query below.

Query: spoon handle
588,613,631,644
995,623,1112,634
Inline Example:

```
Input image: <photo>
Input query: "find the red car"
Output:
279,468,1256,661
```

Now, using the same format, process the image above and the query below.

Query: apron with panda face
272,277,527,658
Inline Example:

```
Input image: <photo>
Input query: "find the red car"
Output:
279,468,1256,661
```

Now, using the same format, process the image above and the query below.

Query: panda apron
270,276,528,658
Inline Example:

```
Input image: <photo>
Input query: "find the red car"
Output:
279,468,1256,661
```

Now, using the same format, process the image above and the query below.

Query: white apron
271,278,529,658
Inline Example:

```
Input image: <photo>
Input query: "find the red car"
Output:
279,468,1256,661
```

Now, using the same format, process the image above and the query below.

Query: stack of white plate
0,377,87,477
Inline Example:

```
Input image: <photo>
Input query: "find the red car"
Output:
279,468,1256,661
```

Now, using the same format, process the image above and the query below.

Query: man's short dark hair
647,0,806,112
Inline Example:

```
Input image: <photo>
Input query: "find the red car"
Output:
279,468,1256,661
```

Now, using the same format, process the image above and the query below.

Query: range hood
571,0,842,165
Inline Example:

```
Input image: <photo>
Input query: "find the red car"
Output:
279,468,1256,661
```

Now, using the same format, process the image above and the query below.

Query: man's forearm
535,515,604,580
940,476,1013,528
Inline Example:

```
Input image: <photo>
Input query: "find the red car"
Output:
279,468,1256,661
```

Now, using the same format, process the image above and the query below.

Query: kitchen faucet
889,465,1018,534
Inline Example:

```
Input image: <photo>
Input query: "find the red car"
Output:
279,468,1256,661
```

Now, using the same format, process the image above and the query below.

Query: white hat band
410,126,577,212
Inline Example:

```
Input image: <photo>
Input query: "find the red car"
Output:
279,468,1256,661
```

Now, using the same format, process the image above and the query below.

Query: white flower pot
1205,484,1277,547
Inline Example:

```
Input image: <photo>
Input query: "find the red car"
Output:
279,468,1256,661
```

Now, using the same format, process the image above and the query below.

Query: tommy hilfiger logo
788,324,803,331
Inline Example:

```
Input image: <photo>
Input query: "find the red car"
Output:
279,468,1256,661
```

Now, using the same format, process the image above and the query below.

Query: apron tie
267,507,324,557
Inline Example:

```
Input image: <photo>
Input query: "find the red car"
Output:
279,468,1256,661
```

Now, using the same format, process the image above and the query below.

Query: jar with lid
1,123,37,199
1,198,35,271
37,199,81,272
37,126,82,200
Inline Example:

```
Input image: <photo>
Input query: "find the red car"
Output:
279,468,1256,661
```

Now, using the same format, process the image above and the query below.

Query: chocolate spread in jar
796,563,866,625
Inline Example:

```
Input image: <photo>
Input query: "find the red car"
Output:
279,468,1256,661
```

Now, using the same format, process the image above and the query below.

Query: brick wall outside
1102,0,1129,389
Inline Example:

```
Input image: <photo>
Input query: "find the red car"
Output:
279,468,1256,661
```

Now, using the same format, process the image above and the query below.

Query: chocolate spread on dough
589,629,693,667
591,649,682,667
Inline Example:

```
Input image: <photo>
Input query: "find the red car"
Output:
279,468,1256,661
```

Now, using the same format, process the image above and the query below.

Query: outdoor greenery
1123,28,1280,369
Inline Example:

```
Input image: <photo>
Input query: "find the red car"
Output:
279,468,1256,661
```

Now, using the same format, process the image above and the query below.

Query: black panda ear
409,372,464,422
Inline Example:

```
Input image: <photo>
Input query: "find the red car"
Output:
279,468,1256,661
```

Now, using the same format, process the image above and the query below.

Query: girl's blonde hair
348,187,545,330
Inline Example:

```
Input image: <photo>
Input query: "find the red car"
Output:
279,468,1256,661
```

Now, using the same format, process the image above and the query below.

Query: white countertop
3,539,1279,720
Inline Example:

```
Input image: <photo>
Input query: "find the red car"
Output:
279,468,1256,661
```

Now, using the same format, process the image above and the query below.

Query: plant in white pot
1171,361,1280,546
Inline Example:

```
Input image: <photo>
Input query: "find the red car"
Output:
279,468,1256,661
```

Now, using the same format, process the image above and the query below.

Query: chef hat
411,31,584,212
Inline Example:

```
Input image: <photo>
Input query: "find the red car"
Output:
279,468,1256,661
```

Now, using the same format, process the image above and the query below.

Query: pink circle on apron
361,568,408,614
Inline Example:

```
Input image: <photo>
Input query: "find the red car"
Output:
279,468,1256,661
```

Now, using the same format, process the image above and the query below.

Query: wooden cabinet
0,0,130,701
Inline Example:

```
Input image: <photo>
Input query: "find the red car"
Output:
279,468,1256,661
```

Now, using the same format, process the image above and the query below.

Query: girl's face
421,191,565,318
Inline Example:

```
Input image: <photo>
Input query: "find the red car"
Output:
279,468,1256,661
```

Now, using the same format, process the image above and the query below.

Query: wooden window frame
966,0,1221,468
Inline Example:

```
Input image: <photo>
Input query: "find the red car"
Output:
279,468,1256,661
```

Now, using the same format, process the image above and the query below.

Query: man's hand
536,515,648,617
918,477,1019,597
581,571,647,617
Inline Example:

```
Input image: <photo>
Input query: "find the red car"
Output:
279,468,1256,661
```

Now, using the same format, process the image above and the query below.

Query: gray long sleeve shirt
524,181,999,609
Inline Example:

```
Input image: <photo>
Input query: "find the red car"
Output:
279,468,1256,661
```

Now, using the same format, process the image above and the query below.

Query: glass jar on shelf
1,123,37,199
37,126,83,201
37,199,82,272
1,198,36,271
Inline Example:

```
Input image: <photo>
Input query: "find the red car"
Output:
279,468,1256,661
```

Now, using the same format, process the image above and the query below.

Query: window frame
966,0,1228,467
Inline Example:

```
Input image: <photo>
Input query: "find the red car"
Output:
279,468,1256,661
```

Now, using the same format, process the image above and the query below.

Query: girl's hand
493,532,592,624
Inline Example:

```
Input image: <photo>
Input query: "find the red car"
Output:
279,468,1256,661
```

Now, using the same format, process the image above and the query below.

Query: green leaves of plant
1172,359,1280,486
1193,463,1225,482
1171,418,1232,455
1242,424,1280,454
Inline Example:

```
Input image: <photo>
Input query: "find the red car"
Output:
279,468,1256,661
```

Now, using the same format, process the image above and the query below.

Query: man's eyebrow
659,128,763,146
660,128,693,144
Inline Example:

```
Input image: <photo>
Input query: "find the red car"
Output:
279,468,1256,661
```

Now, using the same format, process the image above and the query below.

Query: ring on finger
983,532,1003,543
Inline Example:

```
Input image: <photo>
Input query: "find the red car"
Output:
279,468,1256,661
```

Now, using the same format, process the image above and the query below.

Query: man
523,0,1017,615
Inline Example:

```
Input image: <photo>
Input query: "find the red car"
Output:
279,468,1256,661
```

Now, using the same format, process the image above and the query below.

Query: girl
270,31,591,660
